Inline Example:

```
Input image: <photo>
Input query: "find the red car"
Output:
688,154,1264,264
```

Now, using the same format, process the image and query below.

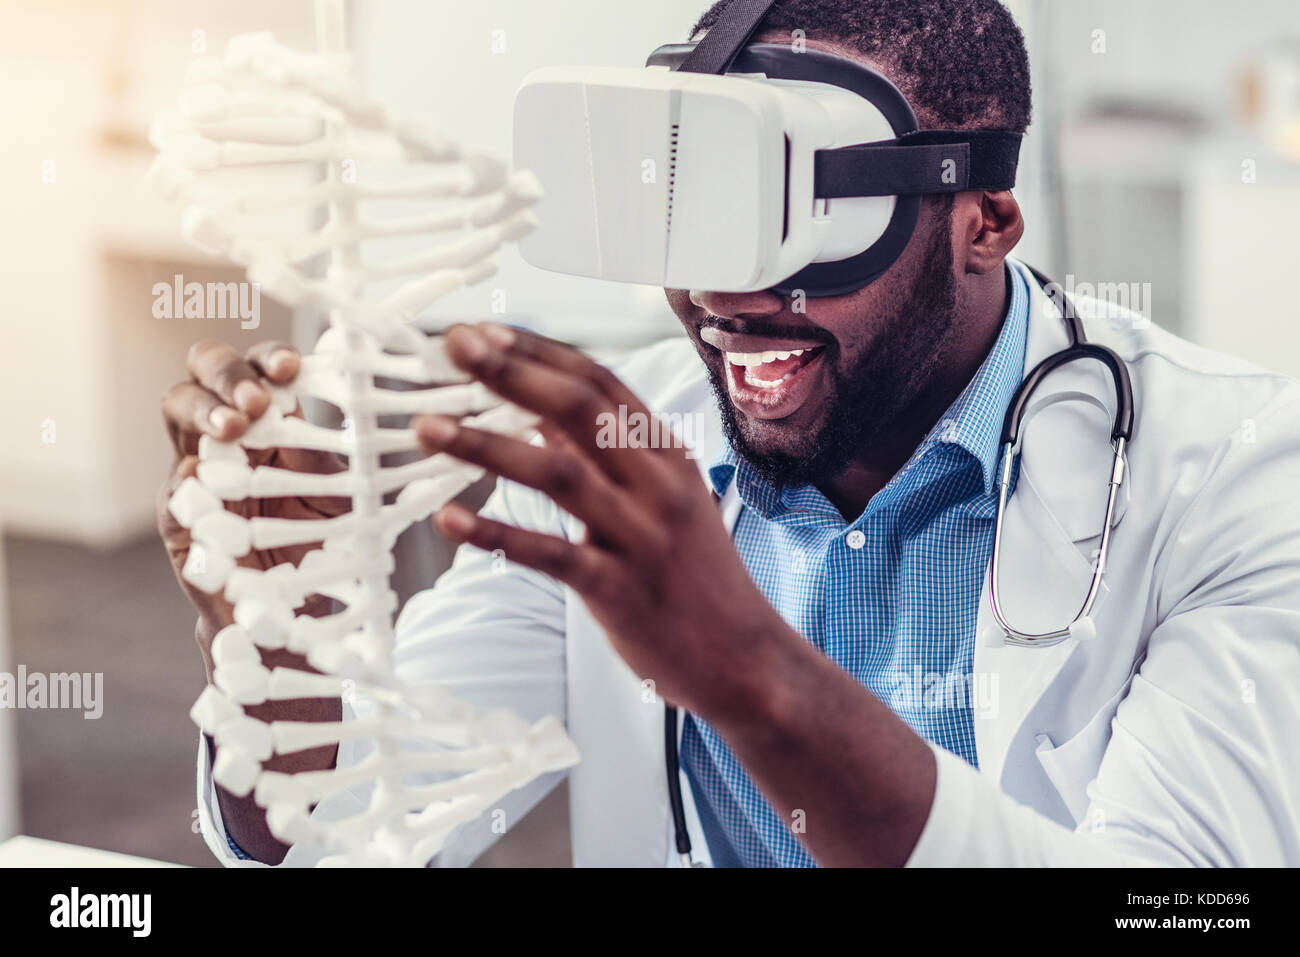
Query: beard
704,209,960,490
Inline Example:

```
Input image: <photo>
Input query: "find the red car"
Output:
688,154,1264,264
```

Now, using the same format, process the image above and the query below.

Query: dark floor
4,532,569,867
6,534,217,865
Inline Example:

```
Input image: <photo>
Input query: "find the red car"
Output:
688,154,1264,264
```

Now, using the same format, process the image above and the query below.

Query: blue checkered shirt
680,265,1030,867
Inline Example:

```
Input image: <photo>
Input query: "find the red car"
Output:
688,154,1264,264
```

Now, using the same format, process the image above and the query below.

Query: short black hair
689,0,1032,131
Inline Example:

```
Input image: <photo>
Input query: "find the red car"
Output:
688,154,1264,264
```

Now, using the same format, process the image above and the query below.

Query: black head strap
673,0,1022,198
815,129,1023,198
676,0,781,75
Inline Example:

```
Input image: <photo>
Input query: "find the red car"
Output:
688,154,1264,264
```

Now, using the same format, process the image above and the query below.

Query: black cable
664,706,694,857
1026,262,1086,345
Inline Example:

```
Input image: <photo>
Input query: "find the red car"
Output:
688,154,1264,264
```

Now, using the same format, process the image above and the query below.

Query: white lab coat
198,258,1300,866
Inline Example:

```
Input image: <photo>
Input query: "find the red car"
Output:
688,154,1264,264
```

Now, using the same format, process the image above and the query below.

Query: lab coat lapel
972,261,1118,785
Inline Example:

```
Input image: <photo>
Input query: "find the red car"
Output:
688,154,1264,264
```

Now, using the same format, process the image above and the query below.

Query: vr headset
512,0,1022,297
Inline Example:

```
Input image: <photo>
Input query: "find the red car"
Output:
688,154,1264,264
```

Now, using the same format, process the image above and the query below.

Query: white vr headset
512,0,1023,296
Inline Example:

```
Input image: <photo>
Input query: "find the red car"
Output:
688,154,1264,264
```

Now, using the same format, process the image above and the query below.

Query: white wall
0,1,314,545
1026,0,1300,366
1038,0,1300,121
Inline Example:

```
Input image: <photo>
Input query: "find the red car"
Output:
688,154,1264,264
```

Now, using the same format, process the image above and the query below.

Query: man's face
666,198,961,488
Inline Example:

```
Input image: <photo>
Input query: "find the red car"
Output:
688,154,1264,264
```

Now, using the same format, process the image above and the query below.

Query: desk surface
0,835,184,868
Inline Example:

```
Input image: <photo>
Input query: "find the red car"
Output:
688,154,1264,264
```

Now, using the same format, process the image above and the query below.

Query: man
160,0,1300,866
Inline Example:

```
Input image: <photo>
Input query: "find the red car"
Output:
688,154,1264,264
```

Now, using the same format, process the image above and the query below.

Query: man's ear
961,190,1024,276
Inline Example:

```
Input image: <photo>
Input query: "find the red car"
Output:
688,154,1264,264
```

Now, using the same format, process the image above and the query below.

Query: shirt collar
919,258,1030,493
708,261,1030,505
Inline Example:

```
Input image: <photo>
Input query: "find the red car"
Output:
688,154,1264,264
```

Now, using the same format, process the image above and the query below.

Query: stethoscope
664,264,1135,866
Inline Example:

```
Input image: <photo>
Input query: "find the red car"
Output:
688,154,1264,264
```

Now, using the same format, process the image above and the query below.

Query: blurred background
0,0,1298,866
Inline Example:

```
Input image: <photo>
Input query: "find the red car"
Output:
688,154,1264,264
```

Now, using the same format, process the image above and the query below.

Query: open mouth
723,346,824,390
699,327,830,421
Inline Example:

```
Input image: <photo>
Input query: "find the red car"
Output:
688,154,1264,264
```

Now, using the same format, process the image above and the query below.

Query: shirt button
845,529,866,550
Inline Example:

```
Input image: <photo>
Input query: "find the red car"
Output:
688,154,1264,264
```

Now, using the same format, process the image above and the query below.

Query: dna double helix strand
150,2,578,867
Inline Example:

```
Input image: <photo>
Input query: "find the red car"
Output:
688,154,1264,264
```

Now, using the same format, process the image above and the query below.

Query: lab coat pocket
1033,673,1135,824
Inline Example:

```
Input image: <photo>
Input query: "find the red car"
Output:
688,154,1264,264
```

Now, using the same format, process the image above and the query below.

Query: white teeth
724,347,814,367
721,342,821,391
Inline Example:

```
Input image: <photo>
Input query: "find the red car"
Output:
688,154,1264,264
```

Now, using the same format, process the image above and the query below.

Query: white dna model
150,3,579,866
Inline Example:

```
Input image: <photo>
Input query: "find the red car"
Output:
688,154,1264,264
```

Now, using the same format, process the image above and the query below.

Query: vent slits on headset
666,123,680,235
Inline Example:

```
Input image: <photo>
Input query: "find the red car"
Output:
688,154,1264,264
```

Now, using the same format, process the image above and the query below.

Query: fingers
435,503,609,594
186,338,270,418
162,381,248,457
414,414,652,551
244,340,346,477
164,339,303,460
441,324,674,487
156,454,200,547
467,323,647,411
245,340,302,385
